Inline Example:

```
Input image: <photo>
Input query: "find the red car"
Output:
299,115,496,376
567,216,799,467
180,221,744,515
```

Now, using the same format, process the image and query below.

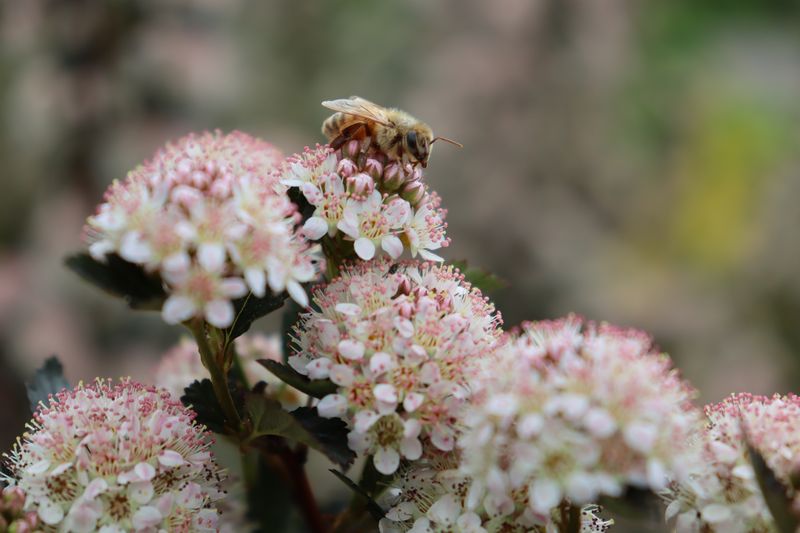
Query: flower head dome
458,316,699,520
83,130,318,328
279,144,449,262
2,378,226,533
663,393,800,533
379,448,613,533
288,257,502,474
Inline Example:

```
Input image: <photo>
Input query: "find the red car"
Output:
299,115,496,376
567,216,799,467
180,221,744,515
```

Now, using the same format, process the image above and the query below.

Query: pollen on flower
457,315,700,519
288,257,502,474
83,130,318,328
278,145,450,262
661,393,800,533
1,378,226,533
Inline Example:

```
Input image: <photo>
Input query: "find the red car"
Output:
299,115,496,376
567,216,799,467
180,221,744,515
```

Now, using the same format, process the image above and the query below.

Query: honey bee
321,96,462,168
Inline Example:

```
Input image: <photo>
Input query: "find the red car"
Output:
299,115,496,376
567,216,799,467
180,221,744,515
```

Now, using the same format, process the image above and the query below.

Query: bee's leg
330,123,367,151
358,137,372,170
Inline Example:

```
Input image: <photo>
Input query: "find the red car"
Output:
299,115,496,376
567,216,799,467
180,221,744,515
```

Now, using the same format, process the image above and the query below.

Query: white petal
161,296,196,324
287,280,309,308
132,506,162,530
354,238,376,260
197,243,226,272
353,410,379,433
400,436,422,460
221,277,249,298
329,364,355,386
130,480,155,504
529,479,563,514
306,358,332,380
417,249,444,262
374,446,400,474
623,423,657,453
37,496,64,525
583,408,617,438
158,450,186,467
369,352,396,377
338,339,365,360
244,268,267,298
393,316,414,338
317,394,348,418
135,462,157,480
426,494,460,525
205,299,235,328
701,504,732,523
336,303,362,316
120,230,153,264
647,458,667,491
99,525,125,533
403,392,425,413
374,384,398,403
381,236,404,259
303,217,329,240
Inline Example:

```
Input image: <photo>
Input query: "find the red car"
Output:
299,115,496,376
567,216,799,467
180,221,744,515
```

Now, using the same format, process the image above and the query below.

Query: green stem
231,349,251,392
186,317,243,433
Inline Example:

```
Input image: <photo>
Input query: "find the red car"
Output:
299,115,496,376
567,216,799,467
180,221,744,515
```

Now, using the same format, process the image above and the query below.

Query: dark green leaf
358,455,398,501
247,454,297,533
258,359,339,399
180,379,244,435
26,356,70,413
748,443,799,533
281,300,304,364
225,291,289,341
462,268,509,294
329,469,386,521
244,395,354,466
65,253,167,310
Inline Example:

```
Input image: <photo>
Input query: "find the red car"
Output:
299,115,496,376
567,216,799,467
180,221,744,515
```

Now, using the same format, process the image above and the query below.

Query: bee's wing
321,96,392,126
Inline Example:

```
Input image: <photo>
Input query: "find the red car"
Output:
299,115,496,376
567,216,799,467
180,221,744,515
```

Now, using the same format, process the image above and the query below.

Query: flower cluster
279,143,449,262
83,130,317,328
288,257,502,474
0,486,42,533
663,393,800,533
153,334,307,411
379,448,613,533
458,316,699,520
3,378,225,533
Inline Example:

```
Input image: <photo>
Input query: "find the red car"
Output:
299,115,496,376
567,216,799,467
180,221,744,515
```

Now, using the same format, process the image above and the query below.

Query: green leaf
329,469,386,521
180,379,244,435
247,454,297,533
447,260,509,294
281,300,304,364
257,359,339,399
26,356,71,413
244,395,354,466
225,291,289,341
65,252,167,310
358,455,398,501
748,443,799,533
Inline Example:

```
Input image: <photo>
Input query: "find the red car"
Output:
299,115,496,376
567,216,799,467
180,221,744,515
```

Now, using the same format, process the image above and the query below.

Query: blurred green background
1,1,800,530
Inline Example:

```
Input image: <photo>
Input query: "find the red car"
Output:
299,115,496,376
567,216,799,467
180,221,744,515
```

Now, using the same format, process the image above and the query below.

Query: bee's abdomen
322,113,347,139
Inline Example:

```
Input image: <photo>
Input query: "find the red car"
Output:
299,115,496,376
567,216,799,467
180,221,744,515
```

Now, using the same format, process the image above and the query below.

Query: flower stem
187,317,243,433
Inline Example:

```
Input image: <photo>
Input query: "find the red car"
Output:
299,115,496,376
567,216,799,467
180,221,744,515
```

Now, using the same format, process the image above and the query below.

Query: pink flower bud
337,158,358,178
346,172,375,196
364,157,383,180
346,139,361,158
382,163,406,191
401,181,426,207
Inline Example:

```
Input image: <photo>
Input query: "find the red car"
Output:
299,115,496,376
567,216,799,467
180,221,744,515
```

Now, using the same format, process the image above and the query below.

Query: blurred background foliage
1,1,800,530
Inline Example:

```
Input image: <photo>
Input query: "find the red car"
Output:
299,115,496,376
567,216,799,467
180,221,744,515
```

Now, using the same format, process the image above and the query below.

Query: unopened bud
345,139,361,159
3,486,26,516
364,157,383,181
337,158,358,178
401,181,426,208
346,173,375,197
382,163,406,191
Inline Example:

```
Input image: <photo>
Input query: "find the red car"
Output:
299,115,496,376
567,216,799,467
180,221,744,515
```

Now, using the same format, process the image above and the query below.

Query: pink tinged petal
130,480,155,504
195,509,219,532
222,278,249,298
647,458,667,491
701,504,732,524
484,493,515,519
404,228,420,248
374,384,398,403
177,482,204,509
353,410,379,434
303,217,329,240
374,446,400,475
84,477,109,500
158,450,186,467
375,399,399,415
381,236,404,259
132,506,163,530
709,441,737,464
457,512,483,533
393,316,414,338
404,418,422,440
37,496,64,525
117,470,139,484
287,280,309,308
386,503,415,521
465,480,486,511
337,210,361,239
245,268,267,298
529,479,563,514
66,499,102,533
317,394,348,418
288,355,310,375
441,313,468,333
417,249,444,262
400,436,422,460
205,299,235,328
336,303,362,316
623,422,658,453
403,392,425,413
197,243,226,273
135,462,157,481
306,358,332,380
732,464,755,480
162,295,197,324
517,414,545,439
338,339,365,360
426,494,460,525
27,460,51,475
354,238,376,260
154,494,175,518
329,364,355,386
369,352,396,377
583,408,617,438
485,394,519,417
120,231,153,264
409,518,432,533
419,362,440,384
347,430,372,452
430,429,454,451
50,462,73,476
406,345,429,366
162,251,191,274
88,241,115,261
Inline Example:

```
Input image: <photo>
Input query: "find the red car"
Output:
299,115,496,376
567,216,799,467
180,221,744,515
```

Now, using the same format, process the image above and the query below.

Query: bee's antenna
431,137,463,148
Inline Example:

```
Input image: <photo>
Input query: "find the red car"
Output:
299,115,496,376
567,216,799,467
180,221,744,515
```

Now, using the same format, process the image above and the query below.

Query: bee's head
404,129,432,168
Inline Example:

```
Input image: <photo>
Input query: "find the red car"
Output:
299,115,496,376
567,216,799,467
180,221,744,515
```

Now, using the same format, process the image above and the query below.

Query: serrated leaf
258,359,339,399
748,443,800,533
247,454,297,533
180,379,244,435
26,356,70,413
65,253,167,310
244,396,354,466
329,469,386,521
225,291,289,341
